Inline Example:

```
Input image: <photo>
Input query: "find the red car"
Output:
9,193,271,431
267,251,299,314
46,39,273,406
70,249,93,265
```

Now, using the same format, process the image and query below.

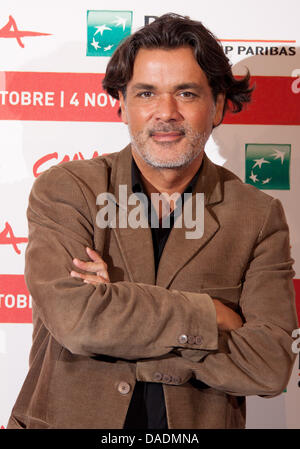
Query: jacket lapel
156,154,223,288
110,146,156,285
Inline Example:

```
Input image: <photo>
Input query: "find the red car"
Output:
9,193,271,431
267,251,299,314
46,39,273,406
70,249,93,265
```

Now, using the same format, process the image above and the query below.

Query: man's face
119,46,224,169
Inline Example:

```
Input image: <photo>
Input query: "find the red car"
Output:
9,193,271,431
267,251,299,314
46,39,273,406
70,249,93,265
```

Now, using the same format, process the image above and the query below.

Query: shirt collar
131,156,202,196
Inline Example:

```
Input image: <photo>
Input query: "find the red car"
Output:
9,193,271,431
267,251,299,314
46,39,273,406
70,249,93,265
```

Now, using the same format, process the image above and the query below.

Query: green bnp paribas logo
87,10,132,57
245,144,291,190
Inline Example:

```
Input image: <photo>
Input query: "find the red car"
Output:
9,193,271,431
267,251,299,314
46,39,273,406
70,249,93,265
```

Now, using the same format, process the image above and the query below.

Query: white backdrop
0,0,300,429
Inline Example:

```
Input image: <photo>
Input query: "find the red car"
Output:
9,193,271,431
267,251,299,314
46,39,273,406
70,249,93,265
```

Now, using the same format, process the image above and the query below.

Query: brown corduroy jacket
7,146,298,429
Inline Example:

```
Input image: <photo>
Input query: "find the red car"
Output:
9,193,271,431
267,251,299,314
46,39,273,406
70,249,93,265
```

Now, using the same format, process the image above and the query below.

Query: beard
129,122,210,169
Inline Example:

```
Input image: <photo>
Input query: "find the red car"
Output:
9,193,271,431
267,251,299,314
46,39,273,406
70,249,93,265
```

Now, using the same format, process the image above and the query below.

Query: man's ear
213,93,225,128
118,91,128,124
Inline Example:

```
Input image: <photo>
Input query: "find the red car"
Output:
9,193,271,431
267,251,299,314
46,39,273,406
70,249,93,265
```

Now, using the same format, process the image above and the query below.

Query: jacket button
178,334,188,344
172,376,182,384
153,372,163,381
188,335,196,344
162,374,171,383
195,336,203,345
117,381,131,395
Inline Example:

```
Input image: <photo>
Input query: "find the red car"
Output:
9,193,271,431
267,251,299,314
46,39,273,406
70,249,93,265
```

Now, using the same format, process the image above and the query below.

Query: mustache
148,125,186,136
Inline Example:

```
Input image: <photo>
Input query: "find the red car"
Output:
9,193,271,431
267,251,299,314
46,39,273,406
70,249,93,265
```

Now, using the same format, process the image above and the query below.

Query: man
7,14,297,429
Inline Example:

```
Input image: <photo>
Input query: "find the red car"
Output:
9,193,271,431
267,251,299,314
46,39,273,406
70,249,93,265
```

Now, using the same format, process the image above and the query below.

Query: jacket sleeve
136,198,298,397
25,165,218,360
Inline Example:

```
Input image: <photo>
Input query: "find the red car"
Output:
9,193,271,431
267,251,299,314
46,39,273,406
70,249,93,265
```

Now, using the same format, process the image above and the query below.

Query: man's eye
180,91,196,98
138,91,154,98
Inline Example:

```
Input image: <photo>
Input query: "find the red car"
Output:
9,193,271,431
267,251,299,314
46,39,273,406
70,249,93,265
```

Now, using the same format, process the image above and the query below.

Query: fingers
73,248,109,278
86,247,103,263
212,299,243,331
72,260,110,281
70,270,108,285
73,257,106,273
71,247,110,282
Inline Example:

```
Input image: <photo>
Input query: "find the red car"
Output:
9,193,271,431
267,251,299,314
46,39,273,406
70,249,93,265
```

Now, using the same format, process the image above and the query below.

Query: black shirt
123,158,200,429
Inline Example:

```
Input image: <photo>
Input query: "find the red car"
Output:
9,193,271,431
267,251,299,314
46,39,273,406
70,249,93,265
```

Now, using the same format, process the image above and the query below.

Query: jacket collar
111,144,223,206
109,145,222,287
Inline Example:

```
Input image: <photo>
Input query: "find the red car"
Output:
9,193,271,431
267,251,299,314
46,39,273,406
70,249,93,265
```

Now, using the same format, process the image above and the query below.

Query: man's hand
213,299,243,331
70,247,110,286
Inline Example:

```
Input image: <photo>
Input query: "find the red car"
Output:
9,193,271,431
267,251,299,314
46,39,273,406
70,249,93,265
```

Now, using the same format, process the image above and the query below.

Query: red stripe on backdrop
0,72,299,124
223,75,300,125
0,275,32,323
0,274,299,324
293,279,300,325
0,71,120,122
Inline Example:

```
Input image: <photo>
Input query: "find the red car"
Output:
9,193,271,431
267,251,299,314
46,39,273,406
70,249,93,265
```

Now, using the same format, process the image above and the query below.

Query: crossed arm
71,247,243,332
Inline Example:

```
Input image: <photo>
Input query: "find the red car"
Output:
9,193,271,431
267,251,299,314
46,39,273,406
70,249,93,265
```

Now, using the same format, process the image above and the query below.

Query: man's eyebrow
175,83,203,91
130,82,203,92
131,83,156,91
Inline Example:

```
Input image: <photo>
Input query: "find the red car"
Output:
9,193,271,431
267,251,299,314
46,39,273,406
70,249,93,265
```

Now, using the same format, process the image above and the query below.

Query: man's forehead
133,46,197,66
127,46,208,88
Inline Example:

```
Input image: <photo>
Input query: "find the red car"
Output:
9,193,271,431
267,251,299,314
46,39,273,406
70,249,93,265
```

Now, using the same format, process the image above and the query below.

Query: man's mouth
150,131,185,142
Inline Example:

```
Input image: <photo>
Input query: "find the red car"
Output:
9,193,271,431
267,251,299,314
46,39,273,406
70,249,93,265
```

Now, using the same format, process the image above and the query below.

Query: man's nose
154,94,182,121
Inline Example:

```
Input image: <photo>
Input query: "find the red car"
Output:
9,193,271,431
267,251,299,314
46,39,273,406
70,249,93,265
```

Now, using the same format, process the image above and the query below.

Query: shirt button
195,336,203,345
162,374,171,383
188,335,196,344
153,372,163,381
178,334,188,344
117,381,131,395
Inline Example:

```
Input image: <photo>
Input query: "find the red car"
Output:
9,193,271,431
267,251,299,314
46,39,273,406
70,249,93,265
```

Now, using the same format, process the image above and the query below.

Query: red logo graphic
33,151,101,178
0,222,28,255
0,15,51,48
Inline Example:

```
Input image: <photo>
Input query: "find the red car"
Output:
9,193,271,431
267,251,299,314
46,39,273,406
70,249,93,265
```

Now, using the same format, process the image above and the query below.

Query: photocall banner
0,0,300,429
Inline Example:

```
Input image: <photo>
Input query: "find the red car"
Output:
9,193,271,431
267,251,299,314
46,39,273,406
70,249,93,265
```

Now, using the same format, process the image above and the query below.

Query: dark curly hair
102,13,253,120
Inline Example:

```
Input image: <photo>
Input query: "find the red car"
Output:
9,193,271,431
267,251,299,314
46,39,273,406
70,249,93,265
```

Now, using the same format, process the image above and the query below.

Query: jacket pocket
200,284,242,309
